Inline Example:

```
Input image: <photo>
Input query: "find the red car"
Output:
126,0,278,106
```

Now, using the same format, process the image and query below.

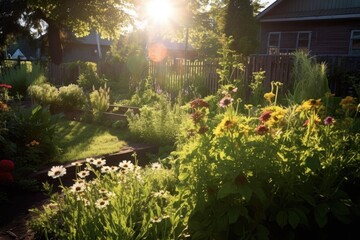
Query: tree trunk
47,21,63,65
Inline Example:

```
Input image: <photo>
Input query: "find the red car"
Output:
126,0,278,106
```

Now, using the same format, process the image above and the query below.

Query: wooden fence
2,55,359,98
149,55,360,98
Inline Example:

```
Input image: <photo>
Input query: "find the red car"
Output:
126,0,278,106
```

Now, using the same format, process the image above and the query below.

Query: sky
260,0,277,8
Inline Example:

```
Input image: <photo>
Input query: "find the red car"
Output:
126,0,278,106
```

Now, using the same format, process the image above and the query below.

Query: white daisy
95,198,110,209
151,162,162,170
70,182,86,193
71,162,83,167
110,166,119,172
48,166,66,179
152,190,169,198
94,158,106,167
85,157,95,164
119,160,134,171
101,166,111,173
150,216,162,223
77,170,90,178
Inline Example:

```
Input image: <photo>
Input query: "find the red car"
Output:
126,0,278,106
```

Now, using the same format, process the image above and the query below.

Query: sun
146,0,174,23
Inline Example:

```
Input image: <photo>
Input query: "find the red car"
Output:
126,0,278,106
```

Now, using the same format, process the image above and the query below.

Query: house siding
260,19,360,55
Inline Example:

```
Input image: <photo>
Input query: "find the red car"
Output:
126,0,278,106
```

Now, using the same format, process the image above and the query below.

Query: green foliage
89,84,110,122
0,105,60,169
223,0,258,56
127,92,191,146
58,84,86,110
28,83,86,112
289,51,330,103
30,160,186,239
249,70,266,105
75,62,107,91
171,93,360,239
0,61,46,99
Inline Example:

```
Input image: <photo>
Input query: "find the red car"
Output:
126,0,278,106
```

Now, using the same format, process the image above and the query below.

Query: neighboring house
63,31,112,63
257,0,360,55
148,37,198,61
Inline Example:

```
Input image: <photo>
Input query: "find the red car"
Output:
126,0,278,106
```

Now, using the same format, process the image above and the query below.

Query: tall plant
290,51,330,103
89,84,110,122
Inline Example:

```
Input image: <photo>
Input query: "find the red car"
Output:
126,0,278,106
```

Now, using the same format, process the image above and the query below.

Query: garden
0,49,359,240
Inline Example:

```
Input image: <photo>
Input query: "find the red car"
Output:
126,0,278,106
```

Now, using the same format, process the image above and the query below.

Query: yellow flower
264,92,275,102
339,96,357,110
214,116,238,136
297,99,322,112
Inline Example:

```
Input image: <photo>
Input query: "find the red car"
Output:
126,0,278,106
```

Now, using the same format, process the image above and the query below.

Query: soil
0,143,157,240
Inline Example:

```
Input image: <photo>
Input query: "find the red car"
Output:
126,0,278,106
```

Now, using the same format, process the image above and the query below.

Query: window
267,32,281,55
350,30,360,55
296,32,311,51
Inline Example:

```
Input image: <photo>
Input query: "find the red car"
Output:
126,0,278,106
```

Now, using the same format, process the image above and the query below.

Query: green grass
53,121,131,163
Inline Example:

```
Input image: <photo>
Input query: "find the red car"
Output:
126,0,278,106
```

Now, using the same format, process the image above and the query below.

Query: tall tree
223,0,259,56
1,0,133,64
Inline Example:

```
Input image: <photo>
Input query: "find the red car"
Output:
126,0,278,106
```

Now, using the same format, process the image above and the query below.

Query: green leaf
288,210,300,229
276,210,288,228
314,203,330,228
331,202,350,223
217,182,239,199
238,184,253,201
178,172,189,181
305,155,321,172
256,224,270,240
228,208,240,224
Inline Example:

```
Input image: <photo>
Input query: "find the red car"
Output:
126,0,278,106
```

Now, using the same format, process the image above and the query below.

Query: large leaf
314,203,330,228
276,210,288,228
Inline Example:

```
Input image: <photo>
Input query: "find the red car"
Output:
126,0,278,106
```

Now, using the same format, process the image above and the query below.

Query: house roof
258,0,360,22
68,31,112,46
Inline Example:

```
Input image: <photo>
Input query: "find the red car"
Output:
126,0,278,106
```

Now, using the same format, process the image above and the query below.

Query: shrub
58,84,86,111
0,105,60,169
75,62,107,91
28,83,59,107
127,94,191,146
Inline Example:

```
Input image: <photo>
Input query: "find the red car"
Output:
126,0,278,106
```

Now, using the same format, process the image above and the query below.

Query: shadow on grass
53,121,131,163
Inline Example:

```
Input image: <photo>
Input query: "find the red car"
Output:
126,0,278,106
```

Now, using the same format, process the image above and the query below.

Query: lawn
53,121,131,163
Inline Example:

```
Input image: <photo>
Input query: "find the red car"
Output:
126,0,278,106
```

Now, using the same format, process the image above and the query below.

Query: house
257,0,360,55
63,31,112,63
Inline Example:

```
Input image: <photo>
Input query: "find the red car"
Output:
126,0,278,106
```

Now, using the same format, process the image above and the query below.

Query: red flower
0,83,12,89
303,119,309,127
256,125,269,135
0,172,14,183
259,111,271,122
190,98,209,109
0,160,15,172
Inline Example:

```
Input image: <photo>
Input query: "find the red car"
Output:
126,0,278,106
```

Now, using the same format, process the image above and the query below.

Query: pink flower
0,83,12,89
0,160,14,172
0,172,14,183
324,116,335,125
219,96,233,108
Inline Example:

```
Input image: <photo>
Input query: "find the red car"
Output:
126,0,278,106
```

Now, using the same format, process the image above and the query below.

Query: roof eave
257,0,284,20
260,14,360,22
